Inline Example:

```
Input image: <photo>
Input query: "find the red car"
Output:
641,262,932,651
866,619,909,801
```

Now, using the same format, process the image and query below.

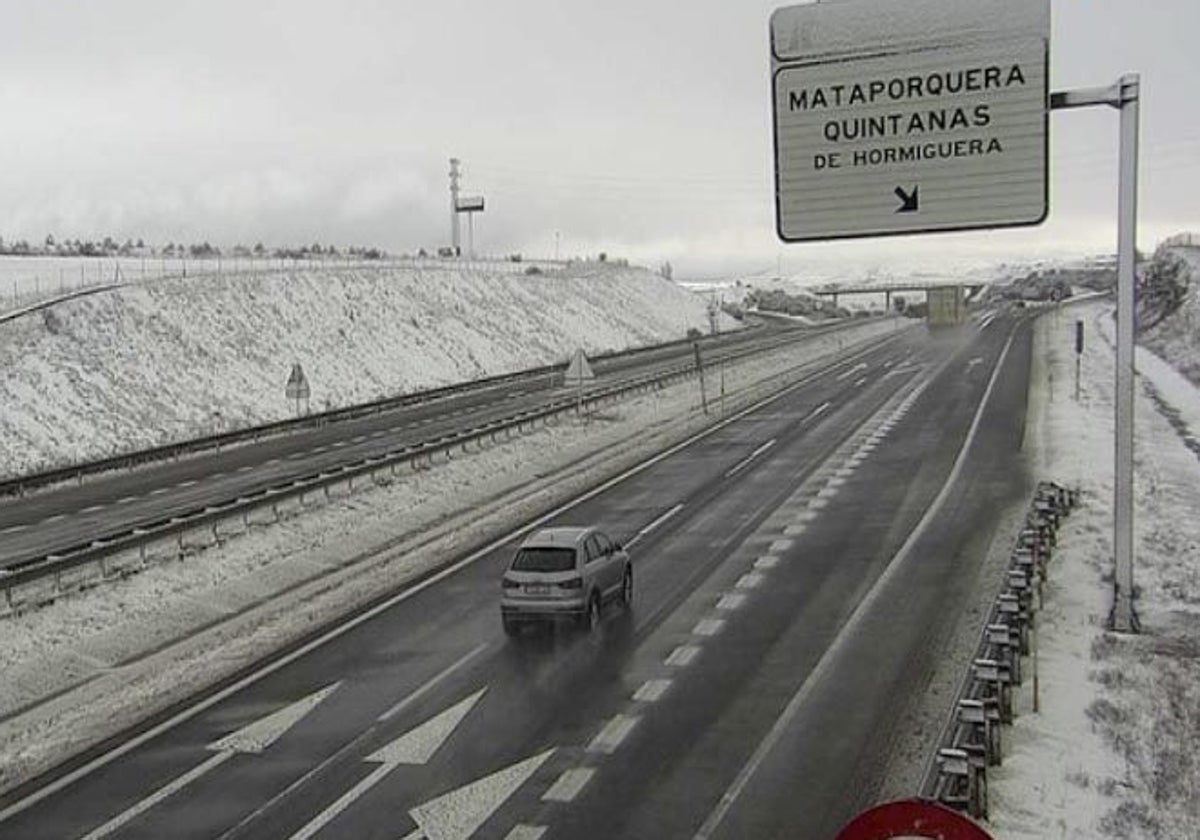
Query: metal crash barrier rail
921,481,1079,820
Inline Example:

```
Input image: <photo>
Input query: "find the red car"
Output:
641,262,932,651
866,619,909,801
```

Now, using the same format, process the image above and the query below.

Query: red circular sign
833,799,994,840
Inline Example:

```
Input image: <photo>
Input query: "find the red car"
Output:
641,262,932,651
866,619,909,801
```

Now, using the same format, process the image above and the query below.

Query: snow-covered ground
0,260,735,478
0,316,906,795
1139,245,1200,387
989,301,1200,838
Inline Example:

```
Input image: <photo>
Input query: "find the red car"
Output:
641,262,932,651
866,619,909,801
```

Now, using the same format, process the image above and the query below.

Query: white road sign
771,0,1049,242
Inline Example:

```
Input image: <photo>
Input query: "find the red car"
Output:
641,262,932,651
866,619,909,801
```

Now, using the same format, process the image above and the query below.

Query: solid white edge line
0,331,907,825
692,326,1019,840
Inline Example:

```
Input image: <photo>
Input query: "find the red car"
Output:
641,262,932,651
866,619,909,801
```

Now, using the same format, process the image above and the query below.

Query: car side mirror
614,542,624,553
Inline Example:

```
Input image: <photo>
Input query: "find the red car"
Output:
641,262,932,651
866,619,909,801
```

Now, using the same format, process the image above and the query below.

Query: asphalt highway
0,312,1032,840
0,320,830,571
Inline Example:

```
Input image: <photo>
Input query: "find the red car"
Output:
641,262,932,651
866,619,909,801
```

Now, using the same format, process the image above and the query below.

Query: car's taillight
559,577,583,589
502,577,520,589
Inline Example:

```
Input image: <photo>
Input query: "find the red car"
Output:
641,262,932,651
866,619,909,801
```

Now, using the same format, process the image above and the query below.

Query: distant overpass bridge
811,281,989,310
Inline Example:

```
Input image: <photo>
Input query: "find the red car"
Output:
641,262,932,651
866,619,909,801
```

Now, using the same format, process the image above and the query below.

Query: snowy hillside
1140,245,1200,386
0,261,735,478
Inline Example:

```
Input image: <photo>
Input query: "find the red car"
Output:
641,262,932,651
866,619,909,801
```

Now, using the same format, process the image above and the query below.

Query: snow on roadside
1139,245,1200,386
989,302,1200,839
0,261,735,478
0,316,909,794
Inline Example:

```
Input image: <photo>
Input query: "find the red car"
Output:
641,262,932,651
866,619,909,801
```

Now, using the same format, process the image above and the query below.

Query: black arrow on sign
894,185,919,213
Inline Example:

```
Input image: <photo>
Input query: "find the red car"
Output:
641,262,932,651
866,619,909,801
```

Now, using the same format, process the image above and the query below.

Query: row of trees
0,235,388,260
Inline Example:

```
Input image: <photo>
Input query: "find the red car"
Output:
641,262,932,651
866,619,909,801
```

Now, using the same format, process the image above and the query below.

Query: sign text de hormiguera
771,0,1050,241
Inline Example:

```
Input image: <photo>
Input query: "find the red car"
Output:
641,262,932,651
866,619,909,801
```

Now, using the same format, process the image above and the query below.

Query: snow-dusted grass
0,315,907,796
1139,246,1200,387
0,261,735,479
989,302,1200,839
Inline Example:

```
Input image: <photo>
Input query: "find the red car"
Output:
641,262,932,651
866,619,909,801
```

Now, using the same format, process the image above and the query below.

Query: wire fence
0,254,575,315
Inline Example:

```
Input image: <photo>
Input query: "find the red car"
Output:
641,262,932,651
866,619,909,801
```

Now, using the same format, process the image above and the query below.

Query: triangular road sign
563,349,595,385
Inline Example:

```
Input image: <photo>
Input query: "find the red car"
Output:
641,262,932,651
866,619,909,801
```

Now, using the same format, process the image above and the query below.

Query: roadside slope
0,262,733,478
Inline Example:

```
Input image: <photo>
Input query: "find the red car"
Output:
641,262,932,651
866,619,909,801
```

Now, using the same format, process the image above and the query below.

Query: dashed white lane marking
795,511,818,523
783,524,806,536
504,825,547,840
352,435,367,443
769,539,793,553
835,362,868,382
238,465,254,472
312,446,329,453
587,714,640,754
150,487,170,495
331,441,347,449
177,480,198,488
693,618,726,637
724,439,777,478
371,430,386,438
754,556,780,570
1,523,28,534
634,679,673,703
803,402,831,424
81,504,105,513
736,573,764,590
543,768,595,802
666,645,701,667
626,503,685,549
854,377,869,387
266,458,280,465
809,498,829,510
817,486,839,499
827,476,846,487
116,496,137,505
715,590,744,609
836,467,855,478
45,513,66,523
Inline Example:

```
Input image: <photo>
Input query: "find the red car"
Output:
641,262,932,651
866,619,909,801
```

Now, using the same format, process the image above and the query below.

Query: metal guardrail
921,481,1079,820
0,360,699,614
2,318,888,613
0,323,777,498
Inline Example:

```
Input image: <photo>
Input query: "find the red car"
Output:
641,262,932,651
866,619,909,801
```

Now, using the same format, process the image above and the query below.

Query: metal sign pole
1050,74,1140,632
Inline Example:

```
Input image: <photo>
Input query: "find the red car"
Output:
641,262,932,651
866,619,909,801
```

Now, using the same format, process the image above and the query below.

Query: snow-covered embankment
0,261,734,478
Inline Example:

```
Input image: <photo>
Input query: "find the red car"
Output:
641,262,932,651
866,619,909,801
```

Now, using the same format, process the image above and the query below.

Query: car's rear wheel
581,594,601,633
619,568,633,609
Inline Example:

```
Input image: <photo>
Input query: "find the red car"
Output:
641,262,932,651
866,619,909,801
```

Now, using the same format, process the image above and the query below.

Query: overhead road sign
771,0,1050,242
455,196,485,212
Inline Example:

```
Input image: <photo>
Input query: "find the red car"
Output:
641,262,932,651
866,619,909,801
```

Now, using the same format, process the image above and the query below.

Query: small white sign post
285,362,311,416
564,349,595,417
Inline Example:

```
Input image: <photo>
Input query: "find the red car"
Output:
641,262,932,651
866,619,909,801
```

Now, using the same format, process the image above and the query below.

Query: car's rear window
511,547,576,572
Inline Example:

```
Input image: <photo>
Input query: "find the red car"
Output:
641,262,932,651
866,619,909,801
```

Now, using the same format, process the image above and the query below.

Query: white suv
500,526,632,635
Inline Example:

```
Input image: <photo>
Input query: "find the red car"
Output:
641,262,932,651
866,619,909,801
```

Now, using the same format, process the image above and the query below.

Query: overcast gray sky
0,0,1196,277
